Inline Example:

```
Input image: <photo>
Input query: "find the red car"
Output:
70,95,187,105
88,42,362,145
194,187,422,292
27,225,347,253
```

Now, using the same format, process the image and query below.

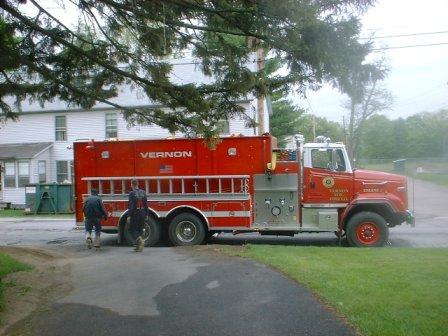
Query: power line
372,42,448,51
360,30,448,39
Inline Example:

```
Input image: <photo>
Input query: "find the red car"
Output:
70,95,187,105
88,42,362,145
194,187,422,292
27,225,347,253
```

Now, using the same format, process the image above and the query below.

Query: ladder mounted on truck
81,175,250,200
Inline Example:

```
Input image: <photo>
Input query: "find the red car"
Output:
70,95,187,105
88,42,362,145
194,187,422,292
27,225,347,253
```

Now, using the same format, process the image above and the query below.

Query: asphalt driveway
4,244,355,336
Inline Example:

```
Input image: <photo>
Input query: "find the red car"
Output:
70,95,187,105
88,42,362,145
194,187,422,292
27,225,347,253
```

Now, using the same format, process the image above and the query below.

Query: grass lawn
0,253,32,313
228,246,448,336
0,209,74,218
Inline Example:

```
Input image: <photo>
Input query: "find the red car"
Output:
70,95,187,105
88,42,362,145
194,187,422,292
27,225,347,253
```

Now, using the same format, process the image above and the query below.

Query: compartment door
253,174,299,229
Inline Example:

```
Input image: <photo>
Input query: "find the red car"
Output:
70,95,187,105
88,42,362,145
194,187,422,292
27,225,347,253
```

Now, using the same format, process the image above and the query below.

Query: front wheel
346,211,389,247
168,213,206,246
124,215,161,247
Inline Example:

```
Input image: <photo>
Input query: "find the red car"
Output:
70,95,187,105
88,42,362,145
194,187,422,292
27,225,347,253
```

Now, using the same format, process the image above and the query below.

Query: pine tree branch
0,0,187,95
98,0,271,41
29,0,99,48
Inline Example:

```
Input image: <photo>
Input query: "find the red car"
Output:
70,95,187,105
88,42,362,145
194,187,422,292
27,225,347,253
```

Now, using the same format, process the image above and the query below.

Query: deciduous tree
358,110,448,159
342,59,392,162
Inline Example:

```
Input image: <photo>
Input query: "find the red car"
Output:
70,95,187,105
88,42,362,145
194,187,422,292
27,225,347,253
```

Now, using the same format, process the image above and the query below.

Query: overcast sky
300,0,448,122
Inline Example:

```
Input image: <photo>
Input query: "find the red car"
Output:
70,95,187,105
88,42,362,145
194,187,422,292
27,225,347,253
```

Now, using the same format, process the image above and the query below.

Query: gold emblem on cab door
322,176,335,188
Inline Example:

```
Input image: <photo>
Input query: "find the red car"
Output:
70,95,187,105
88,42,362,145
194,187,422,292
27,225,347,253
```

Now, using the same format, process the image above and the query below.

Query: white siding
0,113,54,144
2,188,26,207
227,102,252,135
263,99,270,133
117,116,172,139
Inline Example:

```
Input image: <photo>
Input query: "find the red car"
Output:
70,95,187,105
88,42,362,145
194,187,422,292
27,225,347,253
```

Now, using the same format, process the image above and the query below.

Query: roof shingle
0,142,53,159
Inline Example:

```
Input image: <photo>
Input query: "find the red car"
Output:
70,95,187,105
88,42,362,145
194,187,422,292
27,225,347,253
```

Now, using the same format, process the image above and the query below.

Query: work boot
86,237,93,249
94,236,101,249
134,236,144,252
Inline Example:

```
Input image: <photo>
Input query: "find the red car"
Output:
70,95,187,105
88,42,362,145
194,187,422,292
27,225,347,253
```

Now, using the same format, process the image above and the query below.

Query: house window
4,162,16,188
216,119,230,134
38,160,46,183
55,116,67,141
3,161,29,188
105,113,118,138
18,161,30,187
56,161,69,183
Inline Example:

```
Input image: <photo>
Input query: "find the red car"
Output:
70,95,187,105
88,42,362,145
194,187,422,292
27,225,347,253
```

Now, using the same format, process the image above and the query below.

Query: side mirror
266,152,277,171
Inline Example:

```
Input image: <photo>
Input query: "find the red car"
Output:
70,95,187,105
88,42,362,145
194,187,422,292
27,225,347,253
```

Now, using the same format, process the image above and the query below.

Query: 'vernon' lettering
139,151,193,159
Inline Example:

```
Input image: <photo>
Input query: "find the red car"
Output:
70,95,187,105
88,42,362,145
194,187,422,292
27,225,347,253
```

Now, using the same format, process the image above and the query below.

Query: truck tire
168,213,206,246
124,215,161,247
346,211,389,247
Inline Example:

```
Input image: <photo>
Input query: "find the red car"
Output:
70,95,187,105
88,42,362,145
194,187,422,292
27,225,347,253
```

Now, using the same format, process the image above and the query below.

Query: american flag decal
160,164,173,173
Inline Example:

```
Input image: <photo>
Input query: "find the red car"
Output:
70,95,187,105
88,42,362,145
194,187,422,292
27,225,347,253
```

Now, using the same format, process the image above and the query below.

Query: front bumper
405,210,415,227
392,210,415,227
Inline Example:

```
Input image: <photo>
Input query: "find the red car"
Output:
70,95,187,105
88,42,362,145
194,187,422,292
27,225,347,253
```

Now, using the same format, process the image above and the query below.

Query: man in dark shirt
128,179,148,252
83,188,107,249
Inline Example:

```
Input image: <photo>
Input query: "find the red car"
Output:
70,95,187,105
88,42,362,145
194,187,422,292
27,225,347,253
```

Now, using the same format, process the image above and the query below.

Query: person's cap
91,188,99,195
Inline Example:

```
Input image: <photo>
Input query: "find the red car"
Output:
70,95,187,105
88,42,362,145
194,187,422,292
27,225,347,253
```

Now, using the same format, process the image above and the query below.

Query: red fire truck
74,134,414,247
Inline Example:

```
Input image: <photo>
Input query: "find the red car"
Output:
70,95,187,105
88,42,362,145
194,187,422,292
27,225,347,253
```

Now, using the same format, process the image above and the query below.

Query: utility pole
342,116,348,144
312,114,316,141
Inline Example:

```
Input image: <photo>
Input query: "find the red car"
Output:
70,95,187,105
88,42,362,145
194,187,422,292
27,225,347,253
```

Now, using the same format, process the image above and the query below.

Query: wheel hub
356,222,380,245
176,221,197,243
183,227,193,236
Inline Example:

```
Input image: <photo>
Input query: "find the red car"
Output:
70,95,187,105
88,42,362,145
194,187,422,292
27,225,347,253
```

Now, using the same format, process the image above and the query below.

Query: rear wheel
168,213,206,246
346,211,389,247
124,215,161,247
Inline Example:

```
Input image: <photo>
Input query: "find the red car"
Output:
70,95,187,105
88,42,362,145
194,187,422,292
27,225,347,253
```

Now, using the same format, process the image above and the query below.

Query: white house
0,57,270,206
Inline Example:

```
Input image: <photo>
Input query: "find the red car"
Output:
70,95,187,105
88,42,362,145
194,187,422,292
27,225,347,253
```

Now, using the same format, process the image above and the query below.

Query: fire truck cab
74,134,414,247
